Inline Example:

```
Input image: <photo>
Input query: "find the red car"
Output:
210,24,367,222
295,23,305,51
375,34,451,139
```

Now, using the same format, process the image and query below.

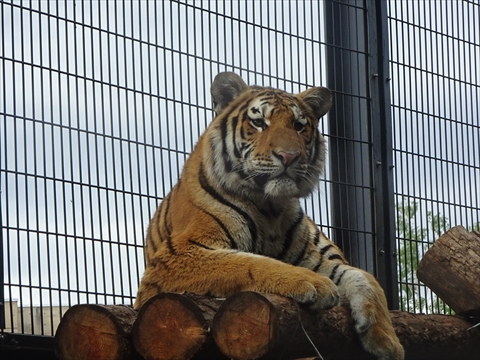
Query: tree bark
55,304,139,360
131,292,226,360
417,225,480,317
212,292,480,360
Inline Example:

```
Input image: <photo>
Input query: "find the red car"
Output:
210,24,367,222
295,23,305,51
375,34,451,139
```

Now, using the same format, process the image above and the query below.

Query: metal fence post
325,0,398,309
366,0,399,310
324,0,374,272
0,182,4,330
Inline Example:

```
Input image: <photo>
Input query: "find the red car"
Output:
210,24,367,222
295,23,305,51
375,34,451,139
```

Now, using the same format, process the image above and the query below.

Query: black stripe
239,142,247,153
155,215,163,247
220,116,233,172
243,145,253,159
335,269,350,285
199,163,258,250
188,239,214,250
328,254,344,261
231,115,241,159
147,208,162,254
239,141,253,155
255,199,281,218
329,264,341,281
319,244,334,255
238,98,252,112
240,119,247,140
162,194,176,255
150,257,168,269
238,169,249,179
235,99,252,145
163,194,172,233
308,138,315,163
310,131,321,164
291,237,310,266
165,231,175,254
313,228,320,246
259,94,275,101
147,232,158,254
277,209,304,260
312,258,323,273
191,202,238,249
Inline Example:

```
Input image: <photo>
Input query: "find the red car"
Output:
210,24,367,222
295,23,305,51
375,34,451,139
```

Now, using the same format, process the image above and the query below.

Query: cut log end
55,304,137,360
132,293,209,360
212,291,279,359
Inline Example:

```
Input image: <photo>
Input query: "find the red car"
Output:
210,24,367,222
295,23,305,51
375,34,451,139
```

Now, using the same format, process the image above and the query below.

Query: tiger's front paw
349,300,403,359
342,271,404,359
280,268,340,310
359,318,404,360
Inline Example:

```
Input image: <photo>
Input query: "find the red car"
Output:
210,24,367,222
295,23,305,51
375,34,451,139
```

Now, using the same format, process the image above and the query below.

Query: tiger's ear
211,72,249,116
297,87,332,120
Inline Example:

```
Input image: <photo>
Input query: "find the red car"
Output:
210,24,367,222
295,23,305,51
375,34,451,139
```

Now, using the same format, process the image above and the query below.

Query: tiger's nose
273,151,300,167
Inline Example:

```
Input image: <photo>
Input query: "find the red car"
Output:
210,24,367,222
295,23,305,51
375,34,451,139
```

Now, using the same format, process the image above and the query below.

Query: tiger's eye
250,118,265,128
293,121,305,132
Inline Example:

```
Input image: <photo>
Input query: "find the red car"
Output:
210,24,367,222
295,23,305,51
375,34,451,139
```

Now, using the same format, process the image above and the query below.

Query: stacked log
55,292,480,360
55,304,138,360
132,292,225,360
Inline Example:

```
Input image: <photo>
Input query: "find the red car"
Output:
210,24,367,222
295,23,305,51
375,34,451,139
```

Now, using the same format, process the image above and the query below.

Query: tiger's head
207,72,332,200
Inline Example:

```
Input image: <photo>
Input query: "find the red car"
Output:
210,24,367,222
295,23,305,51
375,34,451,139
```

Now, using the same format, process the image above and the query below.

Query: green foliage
470,222,480,232
396,198,457,314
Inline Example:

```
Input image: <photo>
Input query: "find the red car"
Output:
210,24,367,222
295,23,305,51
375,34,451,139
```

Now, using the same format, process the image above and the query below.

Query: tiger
134,72,404,360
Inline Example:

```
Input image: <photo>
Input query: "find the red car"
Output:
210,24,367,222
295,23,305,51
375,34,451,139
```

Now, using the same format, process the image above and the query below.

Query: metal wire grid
0,0,341,336
388,0,480,313
3,0,475,338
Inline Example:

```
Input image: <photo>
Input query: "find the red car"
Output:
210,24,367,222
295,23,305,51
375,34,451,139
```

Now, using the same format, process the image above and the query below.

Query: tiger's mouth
252,172,295,189
252,173,271,188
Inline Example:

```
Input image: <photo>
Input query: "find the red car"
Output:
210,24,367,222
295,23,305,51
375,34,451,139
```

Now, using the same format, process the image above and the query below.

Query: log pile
56,291,480,360
56,225,480,359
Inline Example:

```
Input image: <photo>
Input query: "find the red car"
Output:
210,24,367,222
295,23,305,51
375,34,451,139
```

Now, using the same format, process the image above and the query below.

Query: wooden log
212,291,480,360
417,225,480,317
132,292,226,360
55,304,139,360
55,292,480,360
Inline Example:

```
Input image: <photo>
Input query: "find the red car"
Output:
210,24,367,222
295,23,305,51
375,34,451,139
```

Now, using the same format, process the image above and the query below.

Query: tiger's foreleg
134,246,340,311
315,257,404,360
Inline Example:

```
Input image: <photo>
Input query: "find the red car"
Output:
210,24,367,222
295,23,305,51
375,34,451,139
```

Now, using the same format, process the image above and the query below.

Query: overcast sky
1,1,479,333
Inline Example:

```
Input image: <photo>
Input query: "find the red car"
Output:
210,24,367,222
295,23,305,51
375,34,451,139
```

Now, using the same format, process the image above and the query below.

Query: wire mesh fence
0,0,334,336
388,0,480,313
0,0,478,340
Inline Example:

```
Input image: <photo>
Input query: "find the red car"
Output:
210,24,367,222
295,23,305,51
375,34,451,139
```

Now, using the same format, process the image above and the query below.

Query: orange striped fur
135,72,404,359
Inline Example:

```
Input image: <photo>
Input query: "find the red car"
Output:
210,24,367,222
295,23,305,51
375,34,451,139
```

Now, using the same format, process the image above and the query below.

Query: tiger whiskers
231,160,247,173
261,192,272,204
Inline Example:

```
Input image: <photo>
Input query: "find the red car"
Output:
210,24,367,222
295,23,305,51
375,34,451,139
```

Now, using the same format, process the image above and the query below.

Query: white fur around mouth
263,176,299,197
